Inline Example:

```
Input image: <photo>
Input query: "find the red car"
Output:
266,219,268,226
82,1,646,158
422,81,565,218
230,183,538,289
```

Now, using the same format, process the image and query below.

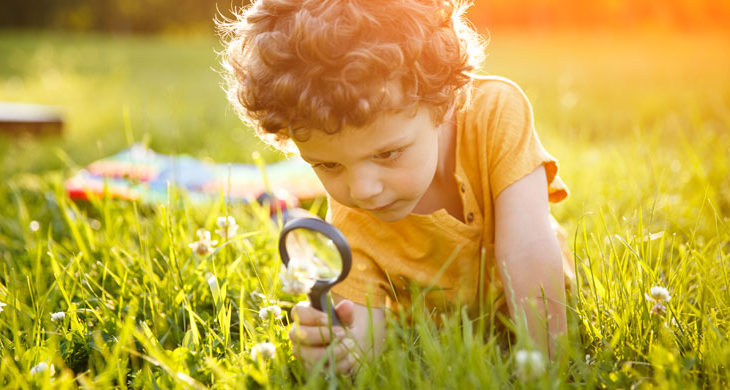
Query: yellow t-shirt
328,76,569,312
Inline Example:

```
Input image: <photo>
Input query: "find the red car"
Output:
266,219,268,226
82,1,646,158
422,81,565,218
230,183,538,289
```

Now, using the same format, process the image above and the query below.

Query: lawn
0,28,729,388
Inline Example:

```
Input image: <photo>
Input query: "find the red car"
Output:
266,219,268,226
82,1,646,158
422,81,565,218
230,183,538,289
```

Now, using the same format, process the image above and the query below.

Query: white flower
249,291,267,302
251,342,276,361
258,305,283,321
0,301,6,313
216,216,239,239
650,303,666,316
50,312,65,322
30,362,55,376
514,349,545,380
646,286,671,303
188,229,218,256
642,231,664,242
207,274,219,296
29,220,40,232
279,258,317,295
89,219,102,230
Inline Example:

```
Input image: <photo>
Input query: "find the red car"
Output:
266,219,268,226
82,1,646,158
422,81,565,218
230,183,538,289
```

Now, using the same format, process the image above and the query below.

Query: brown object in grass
0,102,63,135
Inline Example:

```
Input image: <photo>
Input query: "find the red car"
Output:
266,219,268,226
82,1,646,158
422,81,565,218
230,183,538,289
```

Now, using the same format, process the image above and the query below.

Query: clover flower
29,220,40,232
0,301,6,313
50,312,65,322
89,219,102,230
216,216,239,239
514,349,545,381
646,286,671,303
188,229,218,256
249,291,267,302
251,341,276,361
30,362,55,376
207,274,220,297
258,305,283,321
279,257,317,295
650,303,667,316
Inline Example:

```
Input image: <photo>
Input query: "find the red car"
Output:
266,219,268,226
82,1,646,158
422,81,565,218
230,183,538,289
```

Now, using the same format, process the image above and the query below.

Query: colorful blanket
65,144,325,204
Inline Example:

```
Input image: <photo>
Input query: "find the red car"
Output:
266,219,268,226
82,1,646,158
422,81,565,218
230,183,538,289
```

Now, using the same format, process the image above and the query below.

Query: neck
434,109,457,183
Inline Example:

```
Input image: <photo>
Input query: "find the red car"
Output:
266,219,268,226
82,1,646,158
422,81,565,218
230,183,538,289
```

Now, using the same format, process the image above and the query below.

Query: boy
221,0,571,373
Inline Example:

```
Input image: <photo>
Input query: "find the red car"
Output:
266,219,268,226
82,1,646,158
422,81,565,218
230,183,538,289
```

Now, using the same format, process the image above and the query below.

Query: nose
348,166,383,205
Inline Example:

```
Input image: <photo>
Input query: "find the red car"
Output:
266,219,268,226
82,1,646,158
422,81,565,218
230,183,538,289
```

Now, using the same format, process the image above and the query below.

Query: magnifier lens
279,216,352,327
285,228,342,281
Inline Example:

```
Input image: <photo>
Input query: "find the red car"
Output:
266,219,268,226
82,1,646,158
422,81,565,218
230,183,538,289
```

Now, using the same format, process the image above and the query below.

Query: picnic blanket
65,143,325,204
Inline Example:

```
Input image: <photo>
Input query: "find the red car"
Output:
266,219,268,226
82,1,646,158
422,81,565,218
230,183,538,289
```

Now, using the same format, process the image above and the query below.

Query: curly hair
219,0,485,150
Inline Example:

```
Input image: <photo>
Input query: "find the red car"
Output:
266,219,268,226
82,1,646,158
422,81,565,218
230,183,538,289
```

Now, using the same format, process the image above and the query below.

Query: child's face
295,105,441,222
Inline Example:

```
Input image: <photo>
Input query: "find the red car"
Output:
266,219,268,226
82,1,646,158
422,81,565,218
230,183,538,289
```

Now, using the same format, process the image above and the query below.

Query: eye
312,162,341,171
373,148,403,161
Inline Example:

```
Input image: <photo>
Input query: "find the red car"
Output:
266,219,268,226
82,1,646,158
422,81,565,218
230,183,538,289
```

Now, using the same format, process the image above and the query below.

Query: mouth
364,201,396,212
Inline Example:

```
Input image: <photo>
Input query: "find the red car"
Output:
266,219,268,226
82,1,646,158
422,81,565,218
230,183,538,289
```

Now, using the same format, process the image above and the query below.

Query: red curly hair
220,0,485,150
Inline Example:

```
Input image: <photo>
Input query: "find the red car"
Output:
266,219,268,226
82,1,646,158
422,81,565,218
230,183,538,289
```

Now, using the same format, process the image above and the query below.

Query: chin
366,203,413,222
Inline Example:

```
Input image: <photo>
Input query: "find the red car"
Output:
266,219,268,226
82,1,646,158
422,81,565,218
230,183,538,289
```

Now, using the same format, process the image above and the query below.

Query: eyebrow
300,136,412,164
299,155,325,164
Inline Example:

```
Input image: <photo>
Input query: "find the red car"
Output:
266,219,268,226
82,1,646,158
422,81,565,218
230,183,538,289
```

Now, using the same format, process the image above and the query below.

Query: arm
494,164,567,358
289,295,386,373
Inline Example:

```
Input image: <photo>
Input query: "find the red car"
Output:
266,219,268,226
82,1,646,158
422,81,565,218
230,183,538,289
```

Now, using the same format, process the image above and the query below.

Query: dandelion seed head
29,220,40,232
251,342,276,361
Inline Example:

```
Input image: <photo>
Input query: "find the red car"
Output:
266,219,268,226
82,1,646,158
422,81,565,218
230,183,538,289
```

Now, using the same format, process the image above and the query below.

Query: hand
289,299,359,373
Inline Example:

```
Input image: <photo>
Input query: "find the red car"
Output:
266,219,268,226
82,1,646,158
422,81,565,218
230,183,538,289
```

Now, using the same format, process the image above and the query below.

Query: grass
1,28,729,388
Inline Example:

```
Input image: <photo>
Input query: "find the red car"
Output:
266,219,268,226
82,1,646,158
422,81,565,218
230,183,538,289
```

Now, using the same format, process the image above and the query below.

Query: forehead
296,106,431,162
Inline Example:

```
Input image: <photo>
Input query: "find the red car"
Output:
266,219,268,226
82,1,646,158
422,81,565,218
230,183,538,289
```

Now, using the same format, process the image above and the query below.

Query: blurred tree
0,0,248,33
0,0,727,33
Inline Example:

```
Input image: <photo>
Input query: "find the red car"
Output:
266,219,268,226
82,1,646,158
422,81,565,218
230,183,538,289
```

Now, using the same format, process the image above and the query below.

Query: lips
364,201,395,212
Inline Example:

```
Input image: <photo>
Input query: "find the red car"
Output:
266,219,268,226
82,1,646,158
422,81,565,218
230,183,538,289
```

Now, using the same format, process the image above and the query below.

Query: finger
289,324,345,347
291,301,329,326
293,338,354,364
334,299,355,327
335,351,357,375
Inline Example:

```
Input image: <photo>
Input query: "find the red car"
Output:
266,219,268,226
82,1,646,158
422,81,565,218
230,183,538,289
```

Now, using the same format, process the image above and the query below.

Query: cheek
315,173,351,204
390,150,438,193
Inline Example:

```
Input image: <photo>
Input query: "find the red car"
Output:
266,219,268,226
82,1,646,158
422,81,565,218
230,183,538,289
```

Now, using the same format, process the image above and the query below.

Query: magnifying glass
279,216,352,326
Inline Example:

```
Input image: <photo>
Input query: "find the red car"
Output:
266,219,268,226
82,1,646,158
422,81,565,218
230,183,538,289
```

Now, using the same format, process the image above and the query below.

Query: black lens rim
278,217,352,287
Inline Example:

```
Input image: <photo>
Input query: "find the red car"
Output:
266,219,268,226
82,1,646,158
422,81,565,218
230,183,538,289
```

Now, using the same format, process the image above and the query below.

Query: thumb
334,299,355,328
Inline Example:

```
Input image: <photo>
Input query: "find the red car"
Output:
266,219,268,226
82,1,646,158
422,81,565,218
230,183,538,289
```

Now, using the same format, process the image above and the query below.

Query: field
1,29,729,388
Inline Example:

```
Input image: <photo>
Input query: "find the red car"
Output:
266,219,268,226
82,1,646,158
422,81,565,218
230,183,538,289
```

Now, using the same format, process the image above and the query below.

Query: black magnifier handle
309,288,341,327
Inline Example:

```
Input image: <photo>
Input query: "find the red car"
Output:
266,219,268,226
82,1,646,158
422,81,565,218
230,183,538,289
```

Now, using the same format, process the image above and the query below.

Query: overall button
466,212,474,223
460,183,466,193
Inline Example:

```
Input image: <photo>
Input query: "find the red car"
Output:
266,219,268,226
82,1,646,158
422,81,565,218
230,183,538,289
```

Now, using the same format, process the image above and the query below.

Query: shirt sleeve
481,79,568,203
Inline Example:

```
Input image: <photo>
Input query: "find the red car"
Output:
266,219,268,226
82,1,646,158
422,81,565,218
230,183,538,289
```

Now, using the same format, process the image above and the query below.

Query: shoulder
463,75,532,117
457,75,534,146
